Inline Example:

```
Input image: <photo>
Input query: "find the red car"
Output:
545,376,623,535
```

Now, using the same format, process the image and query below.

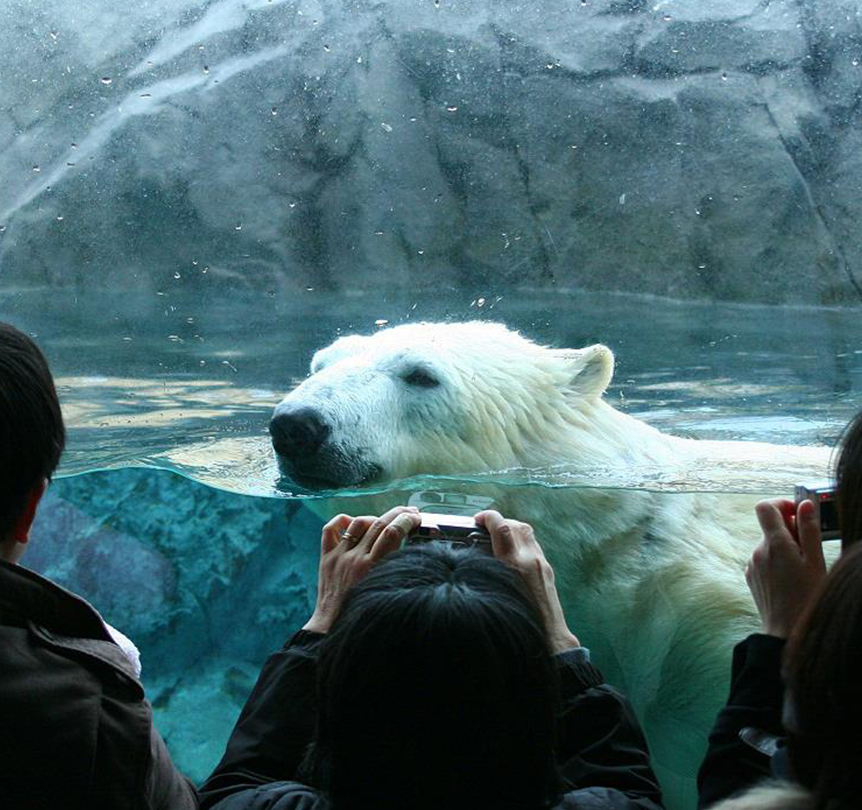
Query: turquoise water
7,288,862,803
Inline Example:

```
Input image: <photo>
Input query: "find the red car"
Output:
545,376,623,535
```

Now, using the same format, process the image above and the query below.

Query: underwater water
6,288,862,794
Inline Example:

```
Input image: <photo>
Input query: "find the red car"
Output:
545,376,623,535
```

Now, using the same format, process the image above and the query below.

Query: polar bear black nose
270,406,331,459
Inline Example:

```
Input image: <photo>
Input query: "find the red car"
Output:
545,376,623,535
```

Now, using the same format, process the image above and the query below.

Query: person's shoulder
212,781,329,810
707,780,812,810
554,787,663,809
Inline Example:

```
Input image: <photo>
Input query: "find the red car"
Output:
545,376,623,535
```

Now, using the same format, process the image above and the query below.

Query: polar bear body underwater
270,321,828,808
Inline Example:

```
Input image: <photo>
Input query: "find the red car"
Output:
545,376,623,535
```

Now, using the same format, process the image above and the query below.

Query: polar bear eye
401,367,440,388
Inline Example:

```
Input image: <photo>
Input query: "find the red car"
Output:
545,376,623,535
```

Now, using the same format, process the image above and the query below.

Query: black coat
0,559,198,810
697,633,788,809
200,631,664,810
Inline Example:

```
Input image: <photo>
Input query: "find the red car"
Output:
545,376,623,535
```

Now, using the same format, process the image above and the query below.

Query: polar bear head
270,321,615,490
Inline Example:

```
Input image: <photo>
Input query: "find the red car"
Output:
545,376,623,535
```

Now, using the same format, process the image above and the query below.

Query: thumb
797,499,825,564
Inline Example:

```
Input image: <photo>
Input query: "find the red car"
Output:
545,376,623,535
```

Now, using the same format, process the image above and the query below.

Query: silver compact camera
795,481,840,541
405,513,493,553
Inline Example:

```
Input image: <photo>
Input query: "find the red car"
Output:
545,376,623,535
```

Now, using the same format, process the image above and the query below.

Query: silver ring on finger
340,531,359,547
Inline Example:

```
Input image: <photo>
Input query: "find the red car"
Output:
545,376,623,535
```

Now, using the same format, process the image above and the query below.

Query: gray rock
1,0,861,303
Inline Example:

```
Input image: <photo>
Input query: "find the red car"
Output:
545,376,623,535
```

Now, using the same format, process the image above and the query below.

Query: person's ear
553,344,614,400
10,479,48,545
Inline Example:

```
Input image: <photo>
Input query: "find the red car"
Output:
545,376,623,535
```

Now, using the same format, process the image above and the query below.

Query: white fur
274,321,830,809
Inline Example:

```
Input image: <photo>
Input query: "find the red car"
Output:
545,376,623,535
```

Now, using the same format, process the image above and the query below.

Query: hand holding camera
747,497,827,639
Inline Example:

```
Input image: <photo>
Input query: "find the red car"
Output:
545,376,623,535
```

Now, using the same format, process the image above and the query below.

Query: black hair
0,322,65,538
784,542,862,810
837,408,862,550
308,542,560,810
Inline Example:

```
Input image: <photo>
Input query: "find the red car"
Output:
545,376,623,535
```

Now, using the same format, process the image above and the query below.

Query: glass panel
2,2,861,807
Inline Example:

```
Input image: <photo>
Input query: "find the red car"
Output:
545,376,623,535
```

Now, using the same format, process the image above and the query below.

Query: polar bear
269,321,830,810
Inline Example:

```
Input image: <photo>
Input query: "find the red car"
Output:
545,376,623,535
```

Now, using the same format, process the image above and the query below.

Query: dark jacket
199,631,664,810
0,559,198,810
697,634,789,809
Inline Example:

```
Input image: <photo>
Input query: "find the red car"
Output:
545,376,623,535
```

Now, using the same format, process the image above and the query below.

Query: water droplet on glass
174,272,182,279
381,122,393,132
100,77,112,85
446,105,458,112
32,165,40,172
375,319,389,326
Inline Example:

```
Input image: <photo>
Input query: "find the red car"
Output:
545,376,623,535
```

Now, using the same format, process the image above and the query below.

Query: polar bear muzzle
270,403,382,489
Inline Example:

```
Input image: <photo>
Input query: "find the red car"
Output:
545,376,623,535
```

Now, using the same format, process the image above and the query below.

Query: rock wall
1,0,861,303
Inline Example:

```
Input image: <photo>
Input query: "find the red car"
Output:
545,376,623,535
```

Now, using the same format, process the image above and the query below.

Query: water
5,288,862,804
4,287,858,493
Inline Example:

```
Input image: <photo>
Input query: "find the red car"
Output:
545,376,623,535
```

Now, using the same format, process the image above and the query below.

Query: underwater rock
0,0,860,303
28,468,321,782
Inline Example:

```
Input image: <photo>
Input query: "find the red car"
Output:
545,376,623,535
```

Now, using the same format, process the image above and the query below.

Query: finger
475,510,517,558
796,499,826,565
369,512,421,562
342,516,376,549
322,514,352,554
357,506,419,552
754,501,794,544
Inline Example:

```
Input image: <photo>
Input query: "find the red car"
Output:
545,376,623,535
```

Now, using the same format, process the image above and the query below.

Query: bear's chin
275,455,384,492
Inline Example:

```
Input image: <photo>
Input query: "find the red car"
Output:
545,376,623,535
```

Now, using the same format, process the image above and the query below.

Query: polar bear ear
555,344,614,399
310,334,371,374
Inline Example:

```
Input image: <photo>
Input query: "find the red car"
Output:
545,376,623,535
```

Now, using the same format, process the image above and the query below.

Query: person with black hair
0,322,198,810
697,409,862,809
200,507,664,810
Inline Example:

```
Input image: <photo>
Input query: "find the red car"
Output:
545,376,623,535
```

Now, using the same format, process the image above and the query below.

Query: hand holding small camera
475,510,580,654
747,498,827,639
303,506,421,634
